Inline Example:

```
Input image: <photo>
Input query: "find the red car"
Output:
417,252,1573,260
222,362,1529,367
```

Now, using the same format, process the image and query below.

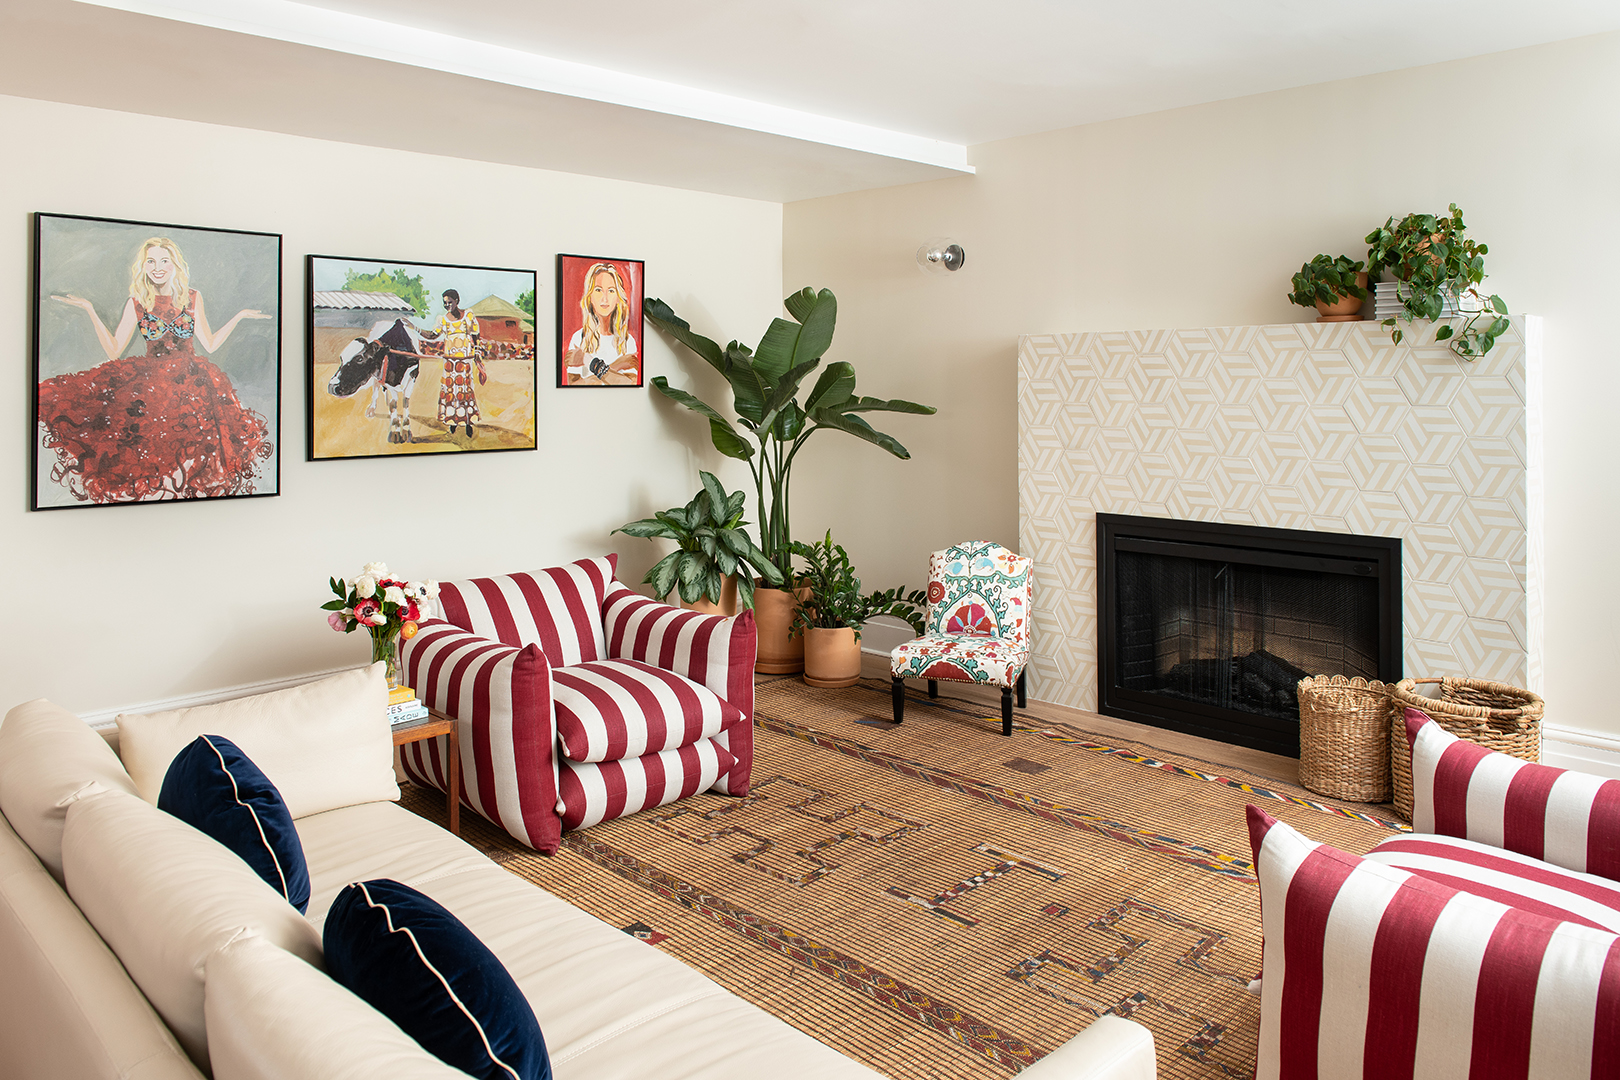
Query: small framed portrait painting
31,212,282,510
306,255,538,460
556,254,644,388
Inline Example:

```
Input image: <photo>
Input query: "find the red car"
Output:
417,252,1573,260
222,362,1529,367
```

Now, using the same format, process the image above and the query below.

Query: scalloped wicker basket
1297,675,1393,803
1389,676,1544,821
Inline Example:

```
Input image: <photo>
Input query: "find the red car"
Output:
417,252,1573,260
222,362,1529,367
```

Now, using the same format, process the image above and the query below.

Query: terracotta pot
752,582,809,673
803,626,862,688
1315,271,1368,322
681,574,737,617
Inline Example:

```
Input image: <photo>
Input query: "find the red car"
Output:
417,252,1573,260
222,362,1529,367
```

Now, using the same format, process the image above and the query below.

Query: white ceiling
6,0,1620,201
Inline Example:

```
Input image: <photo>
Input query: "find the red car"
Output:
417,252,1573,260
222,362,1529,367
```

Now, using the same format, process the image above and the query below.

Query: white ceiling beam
74,0,974,174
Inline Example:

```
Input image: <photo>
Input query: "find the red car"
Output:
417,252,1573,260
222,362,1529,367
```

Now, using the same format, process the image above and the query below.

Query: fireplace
1096,514,1401,757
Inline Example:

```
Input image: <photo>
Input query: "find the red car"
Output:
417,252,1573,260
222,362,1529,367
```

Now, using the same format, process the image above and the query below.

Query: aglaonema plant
644,288,936,579
611,470,782,610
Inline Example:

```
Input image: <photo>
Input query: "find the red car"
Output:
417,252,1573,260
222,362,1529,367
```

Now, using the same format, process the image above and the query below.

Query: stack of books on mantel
388,683,429,726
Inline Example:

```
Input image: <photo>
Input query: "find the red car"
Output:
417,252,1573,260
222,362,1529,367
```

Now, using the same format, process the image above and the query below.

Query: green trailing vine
1364,204,1509,359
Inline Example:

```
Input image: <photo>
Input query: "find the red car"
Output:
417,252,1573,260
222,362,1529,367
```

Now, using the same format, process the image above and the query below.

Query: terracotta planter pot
752,583,808,673
1315,271,1369,322
680,574,737,617
803,626,862,688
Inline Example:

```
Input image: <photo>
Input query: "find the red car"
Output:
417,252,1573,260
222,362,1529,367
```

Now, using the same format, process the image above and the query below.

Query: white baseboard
858,619,915,657
1542,723,1620,779
79,665,360,730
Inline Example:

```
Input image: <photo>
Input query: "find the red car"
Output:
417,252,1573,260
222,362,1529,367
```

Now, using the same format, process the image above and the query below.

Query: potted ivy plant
789,531,926,688
1364,203,1510,359
1287,254,1369,322
644,288,936,672
612,471,782,614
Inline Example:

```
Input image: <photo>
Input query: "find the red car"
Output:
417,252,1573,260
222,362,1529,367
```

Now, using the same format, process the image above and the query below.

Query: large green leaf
758,358,822,433
651,377,754,460
810,409,914,459
698,472,729,525
804,361,856,412
773,402,806,442
753,317,804,386
723,342,768,423
839,395,937,415
754,290,837,386
643,298,724,374
645,551,681,600
782,287,818,323
612,518,678,540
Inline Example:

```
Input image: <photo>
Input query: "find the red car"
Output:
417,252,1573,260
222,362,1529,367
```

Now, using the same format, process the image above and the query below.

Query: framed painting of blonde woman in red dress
556,254,644,388
31,213,282,510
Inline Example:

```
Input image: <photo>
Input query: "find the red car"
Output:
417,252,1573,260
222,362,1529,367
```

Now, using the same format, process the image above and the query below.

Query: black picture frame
306,254,539,460
555,253,645,388
31,212,282,510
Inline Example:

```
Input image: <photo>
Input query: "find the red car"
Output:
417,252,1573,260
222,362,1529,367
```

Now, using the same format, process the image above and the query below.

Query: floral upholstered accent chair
890,541,1031,735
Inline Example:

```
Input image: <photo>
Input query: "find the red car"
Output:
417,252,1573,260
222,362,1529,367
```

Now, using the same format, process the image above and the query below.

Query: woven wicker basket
1389,677,1545,821
1297,675,1393,803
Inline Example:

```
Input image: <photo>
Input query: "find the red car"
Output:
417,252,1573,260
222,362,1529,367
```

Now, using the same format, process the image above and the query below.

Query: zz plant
1364,204,1510,359
789,530,927,639
644,289,936,580
612,471,782,609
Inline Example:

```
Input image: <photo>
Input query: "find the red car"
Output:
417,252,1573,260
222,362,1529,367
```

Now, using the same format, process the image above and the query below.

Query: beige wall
783,33,1620,732
1,94,781,718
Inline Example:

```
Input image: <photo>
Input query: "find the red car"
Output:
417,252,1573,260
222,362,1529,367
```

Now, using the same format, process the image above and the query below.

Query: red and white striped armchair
396,555,756,853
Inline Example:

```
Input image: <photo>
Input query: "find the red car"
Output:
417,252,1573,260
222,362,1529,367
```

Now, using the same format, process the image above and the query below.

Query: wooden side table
392,713,460,836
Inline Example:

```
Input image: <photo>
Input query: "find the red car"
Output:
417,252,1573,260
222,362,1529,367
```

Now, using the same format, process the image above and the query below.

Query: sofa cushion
62,787,324,1068
1405,707,1620,879
158,735,310,913
1367,832,1620,932
1247,804,1620,1080
118,664,398,819
205,934,469,1080
560,736,735,831
551,659,743,763
438,556,616,667
398,623,558,853
324,879,551,1080
0,698,138,883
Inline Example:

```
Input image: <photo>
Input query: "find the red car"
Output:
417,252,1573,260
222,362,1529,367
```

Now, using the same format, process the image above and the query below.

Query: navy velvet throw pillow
157,734,310,913
324,879,551,1080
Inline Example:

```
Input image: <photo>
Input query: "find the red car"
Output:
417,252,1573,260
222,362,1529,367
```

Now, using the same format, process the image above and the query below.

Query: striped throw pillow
551,659,743,764
438,556,616,667
399,621,559,853
1367,833,1620,932
1247,805,1620,1080
1405,708,1620,879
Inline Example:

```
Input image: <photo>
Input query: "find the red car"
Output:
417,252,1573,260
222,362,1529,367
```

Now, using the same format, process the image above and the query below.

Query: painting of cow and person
32,213,281,510
306,255,538,460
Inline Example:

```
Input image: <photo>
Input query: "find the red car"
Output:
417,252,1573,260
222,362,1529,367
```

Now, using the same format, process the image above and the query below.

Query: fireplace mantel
1016,318,1541,715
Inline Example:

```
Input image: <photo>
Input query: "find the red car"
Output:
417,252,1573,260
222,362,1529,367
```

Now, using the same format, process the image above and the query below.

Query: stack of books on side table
388,683,429,726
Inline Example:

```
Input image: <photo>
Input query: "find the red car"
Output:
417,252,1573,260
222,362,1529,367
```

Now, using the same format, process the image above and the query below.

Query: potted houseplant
644,288,936,672
612,471,782,614
1287,254,1369,322
1364,203,1510,358
789,531,926,688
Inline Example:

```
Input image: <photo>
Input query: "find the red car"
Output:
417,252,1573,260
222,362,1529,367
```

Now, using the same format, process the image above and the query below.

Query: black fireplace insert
1096,514,1401,757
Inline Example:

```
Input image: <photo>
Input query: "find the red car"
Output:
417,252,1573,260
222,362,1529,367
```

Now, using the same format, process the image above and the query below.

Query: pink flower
327,612,347,632
353,598,386,627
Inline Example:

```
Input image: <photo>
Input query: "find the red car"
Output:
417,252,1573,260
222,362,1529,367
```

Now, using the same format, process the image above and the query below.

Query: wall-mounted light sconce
916,237,966,274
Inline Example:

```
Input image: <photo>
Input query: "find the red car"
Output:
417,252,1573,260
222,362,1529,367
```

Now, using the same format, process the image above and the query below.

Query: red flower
946,603,995,636
927,581,945,606
353,598,386,627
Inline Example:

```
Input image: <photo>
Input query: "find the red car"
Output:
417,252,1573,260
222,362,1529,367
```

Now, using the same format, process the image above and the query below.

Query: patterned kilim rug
399,676,1407,1080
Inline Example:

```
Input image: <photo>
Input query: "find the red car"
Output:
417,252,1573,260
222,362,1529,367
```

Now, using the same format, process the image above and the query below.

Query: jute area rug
399,676,1405,1080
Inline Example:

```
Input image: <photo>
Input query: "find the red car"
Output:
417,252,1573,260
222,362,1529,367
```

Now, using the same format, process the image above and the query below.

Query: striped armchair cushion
551,659,744,763
1247,805,1620,1080
398,621,560,854
560,738,735,831
437,556,616,666
602,582,756,796
1406,708,1620,879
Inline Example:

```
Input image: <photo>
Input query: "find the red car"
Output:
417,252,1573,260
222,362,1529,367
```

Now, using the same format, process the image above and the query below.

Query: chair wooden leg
1016,669,1027,709
1001,686,1013,736
892,676,905,724
927,680,938,699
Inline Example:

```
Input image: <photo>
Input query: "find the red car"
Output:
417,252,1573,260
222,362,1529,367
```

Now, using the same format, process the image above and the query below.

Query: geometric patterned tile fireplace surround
1017,318,1542,723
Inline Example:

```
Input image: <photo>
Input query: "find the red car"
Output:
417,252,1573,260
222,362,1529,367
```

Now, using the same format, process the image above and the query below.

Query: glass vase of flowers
320,562,438,688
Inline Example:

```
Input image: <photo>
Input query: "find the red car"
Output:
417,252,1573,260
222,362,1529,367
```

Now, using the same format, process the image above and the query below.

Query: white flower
353,575,377,599
383,585,407,607
361,561,389,578
424,580,440,600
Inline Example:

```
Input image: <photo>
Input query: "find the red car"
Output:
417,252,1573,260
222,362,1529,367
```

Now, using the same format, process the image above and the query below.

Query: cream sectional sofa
0,668,1156,1080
